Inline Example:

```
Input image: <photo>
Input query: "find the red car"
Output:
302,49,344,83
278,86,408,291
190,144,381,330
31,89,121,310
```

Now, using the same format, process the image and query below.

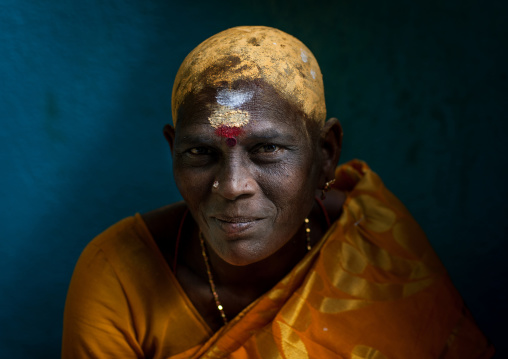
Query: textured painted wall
1,0,506,357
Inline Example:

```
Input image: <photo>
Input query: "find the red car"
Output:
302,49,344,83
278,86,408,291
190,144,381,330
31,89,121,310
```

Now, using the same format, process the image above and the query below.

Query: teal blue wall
1,0,506,357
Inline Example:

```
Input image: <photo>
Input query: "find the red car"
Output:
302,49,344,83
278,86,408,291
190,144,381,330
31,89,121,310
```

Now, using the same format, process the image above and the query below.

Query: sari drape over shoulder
62,161,494,358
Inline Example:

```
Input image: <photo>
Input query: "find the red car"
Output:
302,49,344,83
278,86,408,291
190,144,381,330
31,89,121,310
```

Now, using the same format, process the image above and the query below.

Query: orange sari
63,161,493,358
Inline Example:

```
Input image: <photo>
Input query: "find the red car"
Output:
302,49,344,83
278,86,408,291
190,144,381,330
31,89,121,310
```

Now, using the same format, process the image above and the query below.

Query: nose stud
212,181,219,189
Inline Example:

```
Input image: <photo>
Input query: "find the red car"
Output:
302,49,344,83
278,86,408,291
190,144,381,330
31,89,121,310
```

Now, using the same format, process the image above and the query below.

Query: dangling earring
321,179,336,200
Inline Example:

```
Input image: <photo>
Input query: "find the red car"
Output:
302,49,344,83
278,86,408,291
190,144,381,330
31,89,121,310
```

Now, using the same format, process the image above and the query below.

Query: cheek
173,168,210,207
257,156,317,213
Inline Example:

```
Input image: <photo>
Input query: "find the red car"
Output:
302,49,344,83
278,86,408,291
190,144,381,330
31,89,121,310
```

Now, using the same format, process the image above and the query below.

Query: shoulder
71,202,189,281
328,162,446,277
76,202,188,273
82,213,154,260
64,204,201,358
68,205,189,304
76,215,144,266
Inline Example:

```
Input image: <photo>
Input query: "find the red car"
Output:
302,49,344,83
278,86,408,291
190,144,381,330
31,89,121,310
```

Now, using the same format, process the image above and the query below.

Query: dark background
1,0,506,357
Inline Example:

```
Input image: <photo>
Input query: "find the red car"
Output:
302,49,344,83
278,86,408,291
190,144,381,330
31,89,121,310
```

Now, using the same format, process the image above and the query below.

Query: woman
62,26,493,358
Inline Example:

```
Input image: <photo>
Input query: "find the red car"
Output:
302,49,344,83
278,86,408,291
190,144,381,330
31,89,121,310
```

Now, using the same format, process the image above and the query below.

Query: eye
188,147,211,155
179,146,216,167
255,144,280,153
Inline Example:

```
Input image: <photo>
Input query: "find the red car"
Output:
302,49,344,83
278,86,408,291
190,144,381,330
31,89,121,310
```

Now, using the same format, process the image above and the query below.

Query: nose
214,155,257,200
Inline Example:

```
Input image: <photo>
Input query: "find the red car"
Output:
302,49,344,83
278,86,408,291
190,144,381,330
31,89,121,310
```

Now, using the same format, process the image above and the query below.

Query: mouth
215,216,260,223
212,216,264,236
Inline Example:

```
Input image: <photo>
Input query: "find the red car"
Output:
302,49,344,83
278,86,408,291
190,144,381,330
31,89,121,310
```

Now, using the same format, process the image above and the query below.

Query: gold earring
321,179,336,200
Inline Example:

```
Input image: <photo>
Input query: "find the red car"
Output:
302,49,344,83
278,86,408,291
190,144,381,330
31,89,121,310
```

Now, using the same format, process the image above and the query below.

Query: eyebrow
177,134,215,145
244,130,297,142
177,130,298,145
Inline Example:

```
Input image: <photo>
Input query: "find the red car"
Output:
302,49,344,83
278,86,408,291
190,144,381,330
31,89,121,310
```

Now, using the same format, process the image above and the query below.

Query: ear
163,124,176,154
319,117,343,184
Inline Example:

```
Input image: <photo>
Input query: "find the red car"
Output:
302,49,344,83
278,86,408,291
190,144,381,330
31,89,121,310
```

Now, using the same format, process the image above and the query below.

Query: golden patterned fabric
62,160,494,358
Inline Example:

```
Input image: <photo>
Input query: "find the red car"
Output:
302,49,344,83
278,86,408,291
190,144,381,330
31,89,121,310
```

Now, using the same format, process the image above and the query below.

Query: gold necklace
198,218,312,326
199,232,228,325
305,217,312,251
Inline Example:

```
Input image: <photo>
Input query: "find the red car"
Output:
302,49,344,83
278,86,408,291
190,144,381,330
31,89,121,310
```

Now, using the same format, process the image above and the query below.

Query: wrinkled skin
162,80,342,329
166,81,339,265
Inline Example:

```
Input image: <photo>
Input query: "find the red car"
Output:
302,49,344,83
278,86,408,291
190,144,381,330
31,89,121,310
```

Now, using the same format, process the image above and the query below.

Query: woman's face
169,83,323,266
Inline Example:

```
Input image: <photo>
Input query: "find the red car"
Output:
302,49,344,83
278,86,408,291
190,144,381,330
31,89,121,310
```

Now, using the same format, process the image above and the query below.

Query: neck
210,223,309,291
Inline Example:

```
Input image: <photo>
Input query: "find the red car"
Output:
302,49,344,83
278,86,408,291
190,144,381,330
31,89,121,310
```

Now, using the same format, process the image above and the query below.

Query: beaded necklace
198,232,228,325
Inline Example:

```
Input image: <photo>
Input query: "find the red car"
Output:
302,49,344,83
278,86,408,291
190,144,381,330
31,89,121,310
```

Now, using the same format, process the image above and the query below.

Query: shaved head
171,26,326,126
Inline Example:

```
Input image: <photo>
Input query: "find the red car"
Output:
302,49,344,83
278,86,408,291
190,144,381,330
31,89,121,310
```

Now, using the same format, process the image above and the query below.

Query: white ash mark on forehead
311,70,316,79
300,49,308,63
216,88,254,108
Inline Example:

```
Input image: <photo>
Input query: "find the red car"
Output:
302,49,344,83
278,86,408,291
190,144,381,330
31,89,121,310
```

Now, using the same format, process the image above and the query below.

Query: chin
215,239,275,266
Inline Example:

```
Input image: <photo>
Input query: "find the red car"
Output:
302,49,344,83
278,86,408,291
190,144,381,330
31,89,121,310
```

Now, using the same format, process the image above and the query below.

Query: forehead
175,82,311,140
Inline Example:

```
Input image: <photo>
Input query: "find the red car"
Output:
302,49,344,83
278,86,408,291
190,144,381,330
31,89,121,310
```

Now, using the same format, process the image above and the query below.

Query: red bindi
226,137,237,147
215,125,243,138
215,125,243,147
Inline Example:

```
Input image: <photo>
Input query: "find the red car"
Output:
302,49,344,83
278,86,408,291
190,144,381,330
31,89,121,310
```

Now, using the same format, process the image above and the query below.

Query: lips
211,215,265,236
214,216,260,223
